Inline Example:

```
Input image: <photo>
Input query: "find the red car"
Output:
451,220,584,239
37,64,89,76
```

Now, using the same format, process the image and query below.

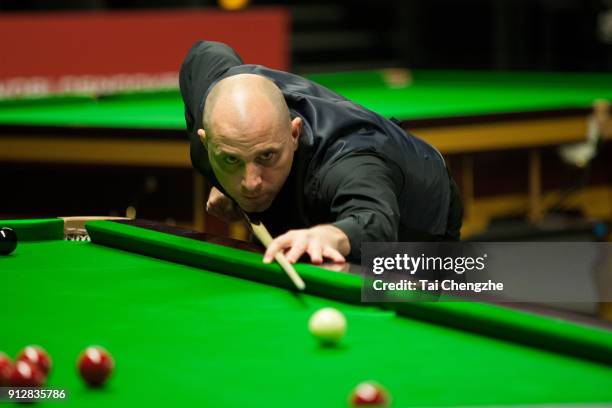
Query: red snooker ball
77,346,114,387
0,352,14,386
10,360,45,388
350,381,389,407
17,345,52,377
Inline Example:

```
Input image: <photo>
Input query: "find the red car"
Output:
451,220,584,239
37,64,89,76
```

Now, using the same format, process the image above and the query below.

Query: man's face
205,117,301,213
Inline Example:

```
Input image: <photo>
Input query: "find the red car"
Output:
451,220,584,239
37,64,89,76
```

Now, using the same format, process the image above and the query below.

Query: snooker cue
240,211,306,291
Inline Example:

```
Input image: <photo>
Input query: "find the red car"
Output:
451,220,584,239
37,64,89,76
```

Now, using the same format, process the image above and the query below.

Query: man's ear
290,117,302,151
197,129,207,149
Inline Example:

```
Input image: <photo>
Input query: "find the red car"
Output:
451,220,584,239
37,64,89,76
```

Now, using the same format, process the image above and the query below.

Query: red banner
0,8,289,97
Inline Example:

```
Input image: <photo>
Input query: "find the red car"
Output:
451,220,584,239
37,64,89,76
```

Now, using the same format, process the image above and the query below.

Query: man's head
197,74,302,212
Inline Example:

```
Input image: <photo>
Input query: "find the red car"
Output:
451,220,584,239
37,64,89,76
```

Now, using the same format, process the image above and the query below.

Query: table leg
192,171,206,232
594,99,611,140
528,149,543,224
229,222,249,241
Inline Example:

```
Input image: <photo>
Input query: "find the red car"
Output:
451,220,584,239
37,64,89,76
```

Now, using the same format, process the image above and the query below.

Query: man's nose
241,163,262,193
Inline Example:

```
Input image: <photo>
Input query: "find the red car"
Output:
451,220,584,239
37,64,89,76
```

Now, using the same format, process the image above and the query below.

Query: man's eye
224,156,239,165
259,152,275,161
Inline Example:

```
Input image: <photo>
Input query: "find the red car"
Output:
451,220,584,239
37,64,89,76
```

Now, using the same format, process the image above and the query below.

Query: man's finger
205,202,218,217
263,234,292,263
284,238,308,264
322,246,346,264
307,240,323,264
207,204,224,220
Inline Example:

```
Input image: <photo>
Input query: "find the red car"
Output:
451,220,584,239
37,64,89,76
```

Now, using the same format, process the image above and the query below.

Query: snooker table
2,218,612,407
0,70,611,230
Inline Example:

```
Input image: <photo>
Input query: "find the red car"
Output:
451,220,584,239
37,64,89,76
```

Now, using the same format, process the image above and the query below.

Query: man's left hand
263,225,350,265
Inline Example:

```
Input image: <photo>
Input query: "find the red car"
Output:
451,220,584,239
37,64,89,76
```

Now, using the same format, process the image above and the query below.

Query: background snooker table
0,70,611,235
2,218,612,407
1,70,610,153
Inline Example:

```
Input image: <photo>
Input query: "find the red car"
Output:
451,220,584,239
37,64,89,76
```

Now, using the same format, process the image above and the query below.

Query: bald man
179,40,463,265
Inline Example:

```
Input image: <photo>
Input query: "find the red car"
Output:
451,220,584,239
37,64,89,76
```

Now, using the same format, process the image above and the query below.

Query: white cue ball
308,307,347,345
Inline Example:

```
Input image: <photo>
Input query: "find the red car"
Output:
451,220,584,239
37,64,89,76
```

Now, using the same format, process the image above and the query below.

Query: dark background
1,0,611,73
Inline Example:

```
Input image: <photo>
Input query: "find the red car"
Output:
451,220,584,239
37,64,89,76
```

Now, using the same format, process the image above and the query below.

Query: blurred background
1,0,611,72
0,0,611,243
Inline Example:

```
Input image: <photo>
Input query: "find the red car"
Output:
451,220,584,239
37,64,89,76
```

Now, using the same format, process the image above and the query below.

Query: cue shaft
248,221,306,291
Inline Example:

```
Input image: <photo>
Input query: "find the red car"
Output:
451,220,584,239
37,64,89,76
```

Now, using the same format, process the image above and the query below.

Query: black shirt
179,40,460,262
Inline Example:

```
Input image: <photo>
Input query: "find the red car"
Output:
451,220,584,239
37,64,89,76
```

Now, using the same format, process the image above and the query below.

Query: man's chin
239,199,273,213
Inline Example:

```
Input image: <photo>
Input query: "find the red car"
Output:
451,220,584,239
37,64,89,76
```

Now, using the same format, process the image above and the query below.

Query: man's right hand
206,187,243,223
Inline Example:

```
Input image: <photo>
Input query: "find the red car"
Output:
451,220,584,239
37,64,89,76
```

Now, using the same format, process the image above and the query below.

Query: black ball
0,227,17,255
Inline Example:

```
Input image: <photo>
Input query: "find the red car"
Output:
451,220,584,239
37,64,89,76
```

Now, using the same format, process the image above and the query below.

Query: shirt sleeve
319,152,401,262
